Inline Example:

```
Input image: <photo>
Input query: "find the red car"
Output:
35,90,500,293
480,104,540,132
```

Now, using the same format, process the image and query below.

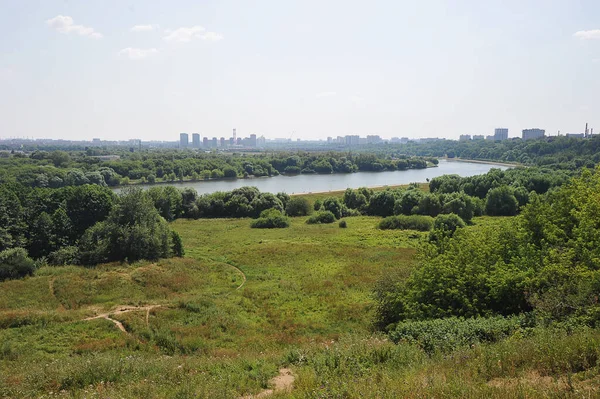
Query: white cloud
316,91,337,98
46,15,102,39
163,26,223,42
131,24,158,32
573,29,600,40
201,31,224,41
118,47,159,60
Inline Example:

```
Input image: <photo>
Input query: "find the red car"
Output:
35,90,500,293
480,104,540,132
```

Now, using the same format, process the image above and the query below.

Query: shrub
0,248,36,281
285,197,312,217
250,208,290,229
306,211,336,224
322,197,343,219
339,220,347,228
432,213,465,237
389,315,527,354
378,215,434,231
313,199,323,211
47,246,80,266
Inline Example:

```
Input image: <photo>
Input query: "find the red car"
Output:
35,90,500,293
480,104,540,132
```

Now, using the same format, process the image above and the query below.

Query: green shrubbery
389,315,529,353
306,211,336,224
285,196,312,217
0,247,36,281
250,209,290,228
378,215,434,231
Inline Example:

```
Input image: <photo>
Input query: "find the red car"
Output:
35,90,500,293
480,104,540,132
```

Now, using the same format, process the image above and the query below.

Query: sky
0,0,599,141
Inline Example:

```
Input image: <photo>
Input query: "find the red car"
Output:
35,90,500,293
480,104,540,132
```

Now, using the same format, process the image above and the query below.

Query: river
118,159,511,195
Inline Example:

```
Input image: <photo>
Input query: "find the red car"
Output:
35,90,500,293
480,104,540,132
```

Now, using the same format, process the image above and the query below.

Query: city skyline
1,1,599,141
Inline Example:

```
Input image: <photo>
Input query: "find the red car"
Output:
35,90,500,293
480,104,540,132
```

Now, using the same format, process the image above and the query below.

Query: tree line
0,150,433,188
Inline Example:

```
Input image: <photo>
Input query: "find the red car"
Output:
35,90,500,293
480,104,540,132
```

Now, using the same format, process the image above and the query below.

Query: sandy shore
446,158,522,168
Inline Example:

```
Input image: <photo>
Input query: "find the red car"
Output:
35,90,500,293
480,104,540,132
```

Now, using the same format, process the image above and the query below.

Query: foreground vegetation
2,209,600,397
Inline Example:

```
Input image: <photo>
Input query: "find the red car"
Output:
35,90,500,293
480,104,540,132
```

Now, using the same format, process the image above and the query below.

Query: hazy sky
0,0,599,141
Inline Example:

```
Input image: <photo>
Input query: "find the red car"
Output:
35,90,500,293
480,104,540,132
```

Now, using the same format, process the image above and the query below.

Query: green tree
485,186,519,216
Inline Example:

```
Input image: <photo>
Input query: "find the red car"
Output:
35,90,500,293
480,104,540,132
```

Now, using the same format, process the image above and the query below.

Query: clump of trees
306,211,336,224
250,209,290,229
0,248,36,281
375,166,600,330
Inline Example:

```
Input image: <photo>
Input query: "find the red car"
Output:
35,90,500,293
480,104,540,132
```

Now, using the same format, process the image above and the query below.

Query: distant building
327,137,333,144
179,133,189,148
486,135,494,140
472,135,484,140
400,137,409,144
459,134,471,141
192,133,200,148
249,134,257,147
494,128,508,141
522,128,545,141
219,137,225,147
211,137,218,148
367,135,382,144
203,137,209,147
566,133,585,138
345,135,360,146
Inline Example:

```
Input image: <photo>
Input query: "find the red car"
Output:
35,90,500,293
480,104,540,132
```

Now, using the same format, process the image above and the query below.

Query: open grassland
1,216,600,398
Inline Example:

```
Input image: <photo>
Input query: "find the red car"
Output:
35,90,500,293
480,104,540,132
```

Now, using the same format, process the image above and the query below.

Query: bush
389,315,527,354
339,220,347,228
378,215,434,231
250,208,290,229
0,248,36,281
306,211,336,224
47,246,80,266
431,213,465,238
285,197,312,217
313,199,323,211
322,197,343,219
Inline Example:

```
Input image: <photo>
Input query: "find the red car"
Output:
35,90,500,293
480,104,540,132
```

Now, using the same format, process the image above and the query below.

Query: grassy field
1,213,599,398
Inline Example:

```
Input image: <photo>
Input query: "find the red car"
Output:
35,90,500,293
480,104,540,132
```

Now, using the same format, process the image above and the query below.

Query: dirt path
241,368,295,399
83,305,162,333
230,264,247,290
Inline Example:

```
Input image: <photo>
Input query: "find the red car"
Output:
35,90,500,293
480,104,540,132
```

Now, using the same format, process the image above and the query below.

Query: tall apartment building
192,133,200,148
494,128,508,141
459,134,471,141
179,133,189,148
522,128,545,140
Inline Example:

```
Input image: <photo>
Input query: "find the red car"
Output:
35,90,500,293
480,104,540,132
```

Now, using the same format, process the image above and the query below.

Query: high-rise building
522,128,545,140
192,133,200,148
179,133,189,148
211,137,218,148
459,134,471,141
345,135,360,146
494,128,508,141
367,135,382,144
249,134,257,147
472,135,484,140
203,137,209,147
220,137,225,147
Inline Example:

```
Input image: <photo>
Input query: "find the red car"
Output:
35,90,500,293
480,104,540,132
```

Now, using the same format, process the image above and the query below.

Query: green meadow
1,212,599,398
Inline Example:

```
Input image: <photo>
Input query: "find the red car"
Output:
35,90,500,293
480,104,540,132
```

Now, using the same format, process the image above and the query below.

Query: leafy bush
486,185,519,216
0,247,36,281
306,211,336,224
389,315,527,354
378,215,434,231
250,209,290,229
285,197,312,217
430,213,465,240
339,220,347,228
322,197,343,219
47,246,80,266
313,199,323,211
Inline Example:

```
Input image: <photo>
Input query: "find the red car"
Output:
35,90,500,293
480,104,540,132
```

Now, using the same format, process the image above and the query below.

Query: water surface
120,160,510,195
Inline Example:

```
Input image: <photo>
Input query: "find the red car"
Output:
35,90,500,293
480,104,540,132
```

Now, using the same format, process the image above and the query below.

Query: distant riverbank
447,158,523,168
